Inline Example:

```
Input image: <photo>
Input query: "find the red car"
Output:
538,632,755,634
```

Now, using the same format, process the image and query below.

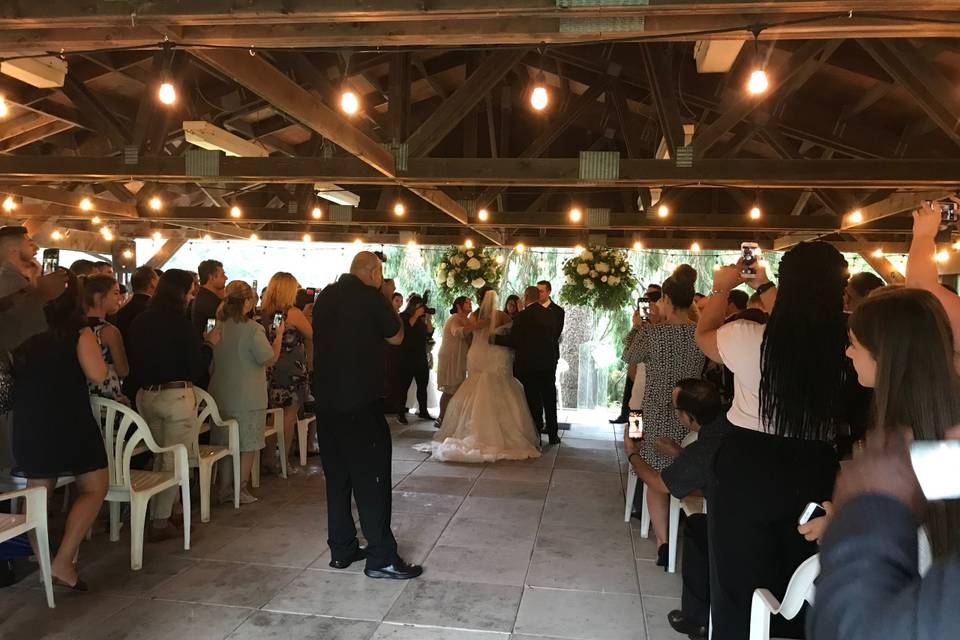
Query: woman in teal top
209,280,282,504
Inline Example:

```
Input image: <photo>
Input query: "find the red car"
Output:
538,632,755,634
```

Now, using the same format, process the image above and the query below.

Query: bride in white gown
415,289,541,463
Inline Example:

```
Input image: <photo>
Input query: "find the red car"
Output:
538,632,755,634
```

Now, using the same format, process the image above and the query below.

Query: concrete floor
0,414,681,640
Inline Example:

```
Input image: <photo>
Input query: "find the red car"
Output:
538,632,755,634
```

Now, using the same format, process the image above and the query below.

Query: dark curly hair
661,264,697,309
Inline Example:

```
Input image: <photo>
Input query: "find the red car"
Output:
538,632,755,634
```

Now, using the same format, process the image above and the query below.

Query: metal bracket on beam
559,16,645,32
586,208,611,227
675,145,694,168
123,146,139,165
387,143,408,172
185,149,221,177
579,151,620,180
328,204,354,223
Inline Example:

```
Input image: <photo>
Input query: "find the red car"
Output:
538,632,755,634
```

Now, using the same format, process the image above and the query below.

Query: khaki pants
136,386,196,520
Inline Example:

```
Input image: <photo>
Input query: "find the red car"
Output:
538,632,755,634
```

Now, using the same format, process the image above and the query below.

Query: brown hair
217,280,256,323
81,274,118,309
850,287,960,557
261,272,299,318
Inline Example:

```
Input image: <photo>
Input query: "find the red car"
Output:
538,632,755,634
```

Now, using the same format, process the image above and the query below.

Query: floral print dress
263,309,308,408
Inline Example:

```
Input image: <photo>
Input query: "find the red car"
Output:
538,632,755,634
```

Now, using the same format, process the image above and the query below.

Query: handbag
0,352,13,414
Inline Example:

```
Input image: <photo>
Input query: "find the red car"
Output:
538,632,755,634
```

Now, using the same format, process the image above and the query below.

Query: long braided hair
759,242,850,440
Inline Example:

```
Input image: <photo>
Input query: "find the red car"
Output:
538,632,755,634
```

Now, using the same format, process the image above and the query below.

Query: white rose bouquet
435,244,502,302
560,245,637,310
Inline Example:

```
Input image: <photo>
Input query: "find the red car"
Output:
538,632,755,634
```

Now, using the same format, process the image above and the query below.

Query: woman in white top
695,242,860,640
435,296,476,427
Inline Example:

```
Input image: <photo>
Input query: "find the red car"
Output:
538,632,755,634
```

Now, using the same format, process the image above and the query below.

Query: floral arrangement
435,245,502,301
559,246,637,311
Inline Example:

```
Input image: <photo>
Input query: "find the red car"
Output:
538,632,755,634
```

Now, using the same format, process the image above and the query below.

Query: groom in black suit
495,285,563,445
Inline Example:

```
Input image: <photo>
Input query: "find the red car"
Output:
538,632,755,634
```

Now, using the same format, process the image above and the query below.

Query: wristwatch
755,281,776,295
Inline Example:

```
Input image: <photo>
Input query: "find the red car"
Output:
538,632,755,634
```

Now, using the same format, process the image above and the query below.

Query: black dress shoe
655,543,669,568
548,436,561,445
396,413,408,424
364,559,423,580
417,412,433,421
329,547,367,569
667,610,707,639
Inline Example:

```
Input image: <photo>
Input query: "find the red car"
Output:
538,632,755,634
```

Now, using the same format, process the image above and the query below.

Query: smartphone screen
41,248,59,275
798,502,827,526
628,412,643,440
741,242,760,278
205,318,216,334
272,312,283,330
911,440,960,500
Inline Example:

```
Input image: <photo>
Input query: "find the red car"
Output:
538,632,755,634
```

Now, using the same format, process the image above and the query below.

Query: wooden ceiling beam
405,49,528,158
2,185,138,218
61,74,130,150
639,44,685,160
839,189,954,230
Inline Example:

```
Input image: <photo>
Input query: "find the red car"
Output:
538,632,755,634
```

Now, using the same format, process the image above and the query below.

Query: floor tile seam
258,603,386,623
377,621,511,636
521,581,643,597
508,441,560,635
172,554,322,571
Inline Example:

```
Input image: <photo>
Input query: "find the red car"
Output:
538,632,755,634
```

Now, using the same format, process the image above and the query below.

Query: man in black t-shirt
312,251,423,580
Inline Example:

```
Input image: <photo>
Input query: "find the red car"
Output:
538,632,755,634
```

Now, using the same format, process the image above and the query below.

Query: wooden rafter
639,44,685,160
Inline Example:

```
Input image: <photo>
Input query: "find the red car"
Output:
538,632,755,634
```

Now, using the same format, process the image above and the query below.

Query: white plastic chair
296,413,316,466
628,431,700,573
91,397,191,570
0,474,74,515
0,486,54,608
252,407,286,487
748,554,820,640
192,389,241,521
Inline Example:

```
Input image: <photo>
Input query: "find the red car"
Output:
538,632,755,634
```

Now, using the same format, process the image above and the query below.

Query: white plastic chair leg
640,483,651,539
109,502,121,541
276,421,288,479
232,453,240,510
9,496,20,514
198,463,212,523
129,497,149,571
624,471,638,522
179,477,191,551
251,449,261,488
297,418,309,467
668,496,681,573
30,491,55,608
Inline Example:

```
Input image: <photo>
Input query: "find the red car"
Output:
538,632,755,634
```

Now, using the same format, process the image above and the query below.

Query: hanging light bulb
573,244,585,255
50,230,63,241
353,238,363,246
158,82,177,105
407,238,417,248
152,231,163,242
122,249,134,260
230,205,242,218
203,234,213,241
873,248,886,257
691,242,701,253
311,206,323,219
393,202,405,216
302,233,312,243
0,95,8,118
747,69,769,95
848,209,864,224
79,197,93,211
249,233,259,241
340,90,359,115
633,241,643,251
91,215,102,225
749,206,762,220
569,207,582,223
657,203,670,218
531,84,548,111
477,209,489,222
464,238,474,249
936,249,950,263
2,196,15,212
149,196,163,211
515,242,526,253
100,227,114,241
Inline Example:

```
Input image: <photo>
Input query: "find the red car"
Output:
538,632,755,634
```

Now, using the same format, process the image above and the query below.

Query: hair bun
672,264,698,286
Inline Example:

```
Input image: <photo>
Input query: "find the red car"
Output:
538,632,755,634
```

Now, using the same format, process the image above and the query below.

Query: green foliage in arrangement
559,246,638,311
434,245,502,303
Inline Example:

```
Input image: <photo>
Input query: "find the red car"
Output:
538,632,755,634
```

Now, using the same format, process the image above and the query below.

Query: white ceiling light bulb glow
569,208,582,223
477,209,489,222
633,241,643,251
464,239,474,249
203,234,213,241
149,196,163,211
2,196,15,212
393,202,405,216
311,207,323,219
515,242,526,253
747,69,769,95
0,96,8,118
230,205,242,218
340,90,359,115
152,231,163,242
79,197,93,211
158,82,177,105
249,233,259,241
657,204,670,218
749,206,761,220
91,215,102,225
691,242,701,253
50,230,62,240
849,209,864,224
531,85,548,111
302,233,312,243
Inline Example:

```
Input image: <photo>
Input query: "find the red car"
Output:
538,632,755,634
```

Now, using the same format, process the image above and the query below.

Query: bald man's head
350,251,384,288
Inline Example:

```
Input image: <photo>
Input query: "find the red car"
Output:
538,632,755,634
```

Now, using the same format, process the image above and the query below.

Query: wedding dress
415,291,541,463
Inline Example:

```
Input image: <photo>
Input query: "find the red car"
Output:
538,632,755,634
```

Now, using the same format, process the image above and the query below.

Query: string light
464,239,474,249
407,239,417,248
91,215,101,225
531,85,548,111
691,242,701,253
152,231,163,242
935,249,950,263
393,202,405,216
353,238,363,246
79,197,93,211
311,206,323,219
0,96,7,118
657,203,670,218
953,241,960,251
477,209,489,222
122,249,134,259
302,233,312,243
495,254,505,265
230,205,242,218
203,234,213,241
747,30,769,95
149,196,163,211
100,227,114,241
749,206,762,220
1,196,15,212
158,82,177,105
848,209,863,224
633,241,643,251
50,230,63,240
249,233,259,241
515,242,526,253
569,207,582,223
873,248,886,257
573,244,585,254
340,90,359,115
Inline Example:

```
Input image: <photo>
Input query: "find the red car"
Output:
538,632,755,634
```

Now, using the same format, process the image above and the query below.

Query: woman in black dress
12,270,109,590
396,294,434,424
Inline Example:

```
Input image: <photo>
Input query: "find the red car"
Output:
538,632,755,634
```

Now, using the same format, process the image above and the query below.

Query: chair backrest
91,397,167,491
779,553,820,617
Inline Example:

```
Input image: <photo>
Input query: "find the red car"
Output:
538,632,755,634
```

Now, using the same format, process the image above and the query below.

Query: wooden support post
144,238,187,269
